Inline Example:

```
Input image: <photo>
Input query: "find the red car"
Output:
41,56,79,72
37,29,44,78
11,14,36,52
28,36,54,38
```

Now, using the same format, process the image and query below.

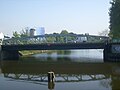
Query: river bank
19,50,52,56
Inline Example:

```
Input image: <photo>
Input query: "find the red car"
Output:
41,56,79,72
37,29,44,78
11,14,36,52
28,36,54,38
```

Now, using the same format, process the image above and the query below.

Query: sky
0,0,111,36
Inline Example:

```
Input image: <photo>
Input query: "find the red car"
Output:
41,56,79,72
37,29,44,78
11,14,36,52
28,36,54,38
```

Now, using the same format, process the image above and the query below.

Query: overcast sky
0,0,111,36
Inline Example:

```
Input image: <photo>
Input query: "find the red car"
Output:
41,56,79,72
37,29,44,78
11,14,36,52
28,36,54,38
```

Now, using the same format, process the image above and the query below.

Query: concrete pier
1,50,19,60
104,43,120,62
0,45,19,60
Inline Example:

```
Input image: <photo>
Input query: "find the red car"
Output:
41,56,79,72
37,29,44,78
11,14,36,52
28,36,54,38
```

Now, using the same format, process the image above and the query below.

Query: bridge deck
1,43,106,51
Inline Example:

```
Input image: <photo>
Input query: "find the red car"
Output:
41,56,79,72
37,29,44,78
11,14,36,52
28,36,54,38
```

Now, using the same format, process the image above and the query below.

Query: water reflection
48,82,55,90
32,50,103,62
0,60,120,90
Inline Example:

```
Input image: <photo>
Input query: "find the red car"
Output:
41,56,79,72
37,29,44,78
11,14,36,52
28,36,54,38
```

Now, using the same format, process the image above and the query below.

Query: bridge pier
0,50,19,60
104,43,120,62
103,44,109,62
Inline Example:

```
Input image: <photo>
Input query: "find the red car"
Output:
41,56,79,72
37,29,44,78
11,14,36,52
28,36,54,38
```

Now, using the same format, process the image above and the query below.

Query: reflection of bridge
1,61,120,90
4,73,107,82
1,61,113,82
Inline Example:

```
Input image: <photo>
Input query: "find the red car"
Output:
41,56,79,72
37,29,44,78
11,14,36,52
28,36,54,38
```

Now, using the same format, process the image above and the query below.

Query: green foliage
12,29,76,44
46,37,56,43
20,29,28,37
45,30,76,43
13,30,28,38
109,0,120,38
98,29,109,36
13,31,20,38
60,30,68,34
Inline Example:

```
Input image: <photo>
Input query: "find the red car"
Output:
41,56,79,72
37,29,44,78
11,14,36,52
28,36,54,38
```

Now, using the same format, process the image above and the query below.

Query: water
32,50,103,62
0,50,120,90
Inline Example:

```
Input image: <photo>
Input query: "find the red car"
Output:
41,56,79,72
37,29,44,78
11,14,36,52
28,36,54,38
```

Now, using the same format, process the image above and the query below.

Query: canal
0,50,120,90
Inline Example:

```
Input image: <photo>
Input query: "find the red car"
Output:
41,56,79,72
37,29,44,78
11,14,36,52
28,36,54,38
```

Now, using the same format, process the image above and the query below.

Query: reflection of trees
57,50,71,55
111,75,120,90
100,75,120,90
99,66,120,90
31,50,73,62
100,79,112,88
0,68,2,74
57,57,71,62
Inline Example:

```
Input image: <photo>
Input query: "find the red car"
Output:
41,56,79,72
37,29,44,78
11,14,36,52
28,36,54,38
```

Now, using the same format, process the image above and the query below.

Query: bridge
0,34,120,61
1,34,107,50
2,43,105,51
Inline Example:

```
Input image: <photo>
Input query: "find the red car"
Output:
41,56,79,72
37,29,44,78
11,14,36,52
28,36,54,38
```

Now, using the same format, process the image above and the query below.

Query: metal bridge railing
2,34,109,45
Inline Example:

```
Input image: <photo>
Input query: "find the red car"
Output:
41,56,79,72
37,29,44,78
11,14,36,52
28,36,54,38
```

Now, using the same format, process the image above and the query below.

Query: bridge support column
0,50,19,60
104,43,120,62
103,44,109,62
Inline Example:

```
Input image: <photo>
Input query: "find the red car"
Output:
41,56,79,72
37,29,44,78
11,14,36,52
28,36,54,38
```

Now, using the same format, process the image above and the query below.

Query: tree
109,0,120,38
98,29,109,36
20,29,29,37
13,31,20,38
60,30,68,34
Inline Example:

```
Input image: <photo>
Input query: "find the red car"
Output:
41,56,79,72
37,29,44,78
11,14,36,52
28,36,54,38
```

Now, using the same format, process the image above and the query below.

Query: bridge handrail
2,34,109,45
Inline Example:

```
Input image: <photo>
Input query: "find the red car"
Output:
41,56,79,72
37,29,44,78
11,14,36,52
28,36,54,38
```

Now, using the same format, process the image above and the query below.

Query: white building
26,27,45,37
0,32,4,40
76,36,87,43
35,27,45,36
29,28,36,37
0,32,4,45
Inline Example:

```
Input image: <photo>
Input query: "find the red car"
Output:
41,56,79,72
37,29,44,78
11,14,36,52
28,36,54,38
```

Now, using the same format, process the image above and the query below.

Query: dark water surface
0,50,120,90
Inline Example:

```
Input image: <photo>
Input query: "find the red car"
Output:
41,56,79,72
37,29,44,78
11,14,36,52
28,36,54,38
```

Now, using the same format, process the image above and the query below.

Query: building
0,32,4,45
35,27,45,36
0,32,4,39
76,36,87,43
29,28,36,37
26,27,45,37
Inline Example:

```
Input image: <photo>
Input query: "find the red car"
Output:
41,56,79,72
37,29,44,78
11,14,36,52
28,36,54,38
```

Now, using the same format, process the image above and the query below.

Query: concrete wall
1,50,19,60
104,43,120,62
0,45,19,60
